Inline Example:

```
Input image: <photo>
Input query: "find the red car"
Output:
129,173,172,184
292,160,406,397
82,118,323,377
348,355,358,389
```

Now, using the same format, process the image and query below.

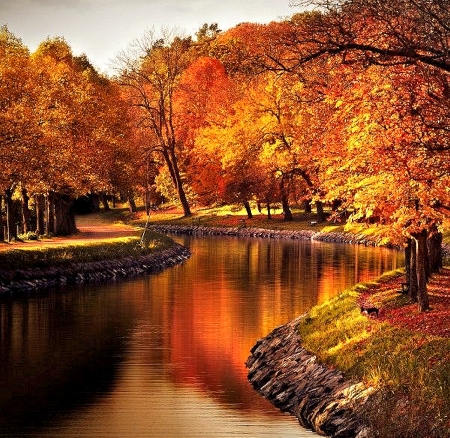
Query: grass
0,231,174,271
131,204,395,244
298,270,450,437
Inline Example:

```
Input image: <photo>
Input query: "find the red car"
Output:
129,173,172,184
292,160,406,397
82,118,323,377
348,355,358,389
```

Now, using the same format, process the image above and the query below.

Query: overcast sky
1,0,297,75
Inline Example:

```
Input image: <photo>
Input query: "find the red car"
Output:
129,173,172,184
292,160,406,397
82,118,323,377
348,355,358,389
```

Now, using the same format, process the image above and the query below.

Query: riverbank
0,242,190,297
148,223,398,248
246,316,373,438
0,213,191,297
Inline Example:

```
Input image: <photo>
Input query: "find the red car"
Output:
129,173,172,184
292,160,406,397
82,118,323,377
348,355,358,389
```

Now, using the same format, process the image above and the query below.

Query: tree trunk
243,201,253,219
409,238,418,302
404,238,412,293
128,194,137,213
413,230,430,312
279,176,293,221
303,199,312,214
427,227,443,275
281,193,292,221
267,203,272,219
100,193,110,212
53,194,77,236
21,188,31,234
35,194,45,236
44,192,55,236
4,188,14,242
164,145,191,217
315,200,325,222
0,195,3,241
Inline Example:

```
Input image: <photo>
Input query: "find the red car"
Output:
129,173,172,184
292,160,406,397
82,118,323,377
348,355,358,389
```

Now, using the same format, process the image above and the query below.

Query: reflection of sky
1,0,296,74
49,339,315,438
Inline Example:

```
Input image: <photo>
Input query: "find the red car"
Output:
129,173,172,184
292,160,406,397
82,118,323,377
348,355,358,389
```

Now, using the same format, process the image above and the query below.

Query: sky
1,0,297,75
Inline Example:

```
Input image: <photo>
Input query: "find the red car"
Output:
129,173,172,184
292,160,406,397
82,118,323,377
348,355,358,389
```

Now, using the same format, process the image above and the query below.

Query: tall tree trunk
409,238,418,302
0,195,3,241
35,194,45,236
243,201,253,219
404,238,412,292
21,187,31,234
164,145,191,217
281,193,292,221
128,193,137,213
44,192,55,236
303,199,312,214
427,227,443,275
267,203,272,219
100,193,110,212
279,178,292,221
4,188,14,242
413,230,430,312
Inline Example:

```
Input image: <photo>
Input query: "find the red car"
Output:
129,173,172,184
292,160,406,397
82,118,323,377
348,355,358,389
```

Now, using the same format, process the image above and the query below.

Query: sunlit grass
0,232,173,271
298,271,450,437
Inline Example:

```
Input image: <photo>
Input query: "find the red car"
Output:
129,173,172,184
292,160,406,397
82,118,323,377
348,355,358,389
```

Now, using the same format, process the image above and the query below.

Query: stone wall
0,243,191,297
149,224,398,248
246,317,374,438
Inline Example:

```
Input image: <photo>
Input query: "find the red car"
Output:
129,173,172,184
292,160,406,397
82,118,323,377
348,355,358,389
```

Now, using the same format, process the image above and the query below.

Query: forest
2,0,450,311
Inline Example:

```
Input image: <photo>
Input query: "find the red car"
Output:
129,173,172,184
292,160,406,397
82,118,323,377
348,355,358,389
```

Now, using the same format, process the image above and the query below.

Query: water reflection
0,235,402,437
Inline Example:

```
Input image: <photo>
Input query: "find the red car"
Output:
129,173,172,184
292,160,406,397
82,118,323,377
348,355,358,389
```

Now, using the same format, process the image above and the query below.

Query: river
0,235,403,437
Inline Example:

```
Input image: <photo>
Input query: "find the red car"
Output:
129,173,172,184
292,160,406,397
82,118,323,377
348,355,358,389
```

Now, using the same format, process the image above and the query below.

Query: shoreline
0,242,190,297
246,316,373,438
148,223,399,248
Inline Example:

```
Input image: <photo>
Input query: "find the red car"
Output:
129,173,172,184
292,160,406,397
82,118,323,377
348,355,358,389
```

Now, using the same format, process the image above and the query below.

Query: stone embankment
0,243,190,296
246,316,374,438
149,224,393,247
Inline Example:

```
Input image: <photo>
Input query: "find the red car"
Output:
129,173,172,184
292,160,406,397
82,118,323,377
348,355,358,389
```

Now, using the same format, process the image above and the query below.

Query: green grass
298,271,450,437
132,204,395,245
0,231,174,271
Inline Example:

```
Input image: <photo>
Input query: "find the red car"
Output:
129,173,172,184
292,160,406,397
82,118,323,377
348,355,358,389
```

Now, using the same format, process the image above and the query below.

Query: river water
0,235,403,437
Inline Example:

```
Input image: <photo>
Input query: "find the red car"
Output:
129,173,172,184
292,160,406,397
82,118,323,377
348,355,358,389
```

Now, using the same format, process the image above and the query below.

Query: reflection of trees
162,235,403,411
0,236,404,431
0,289,135,433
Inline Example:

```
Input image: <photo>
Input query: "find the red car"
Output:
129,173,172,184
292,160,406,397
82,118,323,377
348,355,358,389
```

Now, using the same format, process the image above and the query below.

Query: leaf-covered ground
360,268,450,338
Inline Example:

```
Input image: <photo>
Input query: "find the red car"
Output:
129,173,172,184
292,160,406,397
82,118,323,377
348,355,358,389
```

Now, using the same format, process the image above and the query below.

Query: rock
246,317,375,438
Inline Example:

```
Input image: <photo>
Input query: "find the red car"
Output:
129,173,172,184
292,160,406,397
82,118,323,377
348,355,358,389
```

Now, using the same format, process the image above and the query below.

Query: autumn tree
252,4,450,311
289,0,450,73
116,29,196,217
0,26,39,240
320,61,450,312
173,56,237,204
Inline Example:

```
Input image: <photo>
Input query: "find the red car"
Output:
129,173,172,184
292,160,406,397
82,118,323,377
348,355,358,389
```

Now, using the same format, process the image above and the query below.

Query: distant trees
0,27,133,239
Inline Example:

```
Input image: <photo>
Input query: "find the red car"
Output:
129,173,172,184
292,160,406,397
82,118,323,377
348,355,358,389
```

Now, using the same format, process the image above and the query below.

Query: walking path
0,214,140,252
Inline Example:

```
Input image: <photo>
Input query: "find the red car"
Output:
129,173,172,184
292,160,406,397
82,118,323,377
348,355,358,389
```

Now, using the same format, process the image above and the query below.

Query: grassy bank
133,205,394,243
298,272,450,438
0,231,174,271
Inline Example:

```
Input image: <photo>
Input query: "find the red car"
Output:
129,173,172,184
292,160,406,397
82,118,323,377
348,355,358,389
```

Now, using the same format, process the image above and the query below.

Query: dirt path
0,214,141,252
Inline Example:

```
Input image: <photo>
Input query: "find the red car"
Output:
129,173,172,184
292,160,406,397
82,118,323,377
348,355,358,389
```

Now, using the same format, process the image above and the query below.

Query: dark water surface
0,235,403,437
